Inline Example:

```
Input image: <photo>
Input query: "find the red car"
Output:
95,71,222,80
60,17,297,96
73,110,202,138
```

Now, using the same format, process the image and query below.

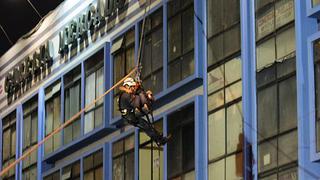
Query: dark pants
123,112,163,142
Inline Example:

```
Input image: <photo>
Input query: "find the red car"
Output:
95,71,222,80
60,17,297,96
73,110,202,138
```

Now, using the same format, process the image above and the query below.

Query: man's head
123,78,136,91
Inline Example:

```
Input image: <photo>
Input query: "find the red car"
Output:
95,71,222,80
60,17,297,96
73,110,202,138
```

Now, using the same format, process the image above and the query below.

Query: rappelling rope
0,67,137,177
0,0,153,176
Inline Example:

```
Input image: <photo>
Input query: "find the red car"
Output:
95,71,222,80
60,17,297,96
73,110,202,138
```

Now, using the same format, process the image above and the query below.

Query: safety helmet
123,77,136,87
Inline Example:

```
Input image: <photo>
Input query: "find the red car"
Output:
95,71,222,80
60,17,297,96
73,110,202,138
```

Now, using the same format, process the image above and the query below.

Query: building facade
0,0,319,179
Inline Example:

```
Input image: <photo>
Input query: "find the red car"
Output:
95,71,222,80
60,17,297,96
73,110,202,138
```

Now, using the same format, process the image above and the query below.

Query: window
140,8,163,94
44,171,60,180
83,149,103,180
256,27,295,71
255,0,297,178
45,80,62,155
255,0,294,40
64,65,81,145
314,39,320,152
23,96,38,180
207,0,241,67
207,58,243,180
139,120,163,180
313,0,320,7
167,0,194,86
167,104,195,179
85,49,104,134
112,28,135,117
112,134,135,180
62,161,80,180
1,112,16,180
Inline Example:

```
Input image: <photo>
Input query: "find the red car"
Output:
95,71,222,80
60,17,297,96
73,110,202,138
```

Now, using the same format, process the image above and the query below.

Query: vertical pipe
37,88,45,180
240,0,257,179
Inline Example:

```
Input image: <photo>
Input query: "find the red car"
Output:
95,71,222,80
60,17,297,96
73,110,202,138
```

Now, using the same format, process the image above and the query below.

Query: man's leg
135,116,163,142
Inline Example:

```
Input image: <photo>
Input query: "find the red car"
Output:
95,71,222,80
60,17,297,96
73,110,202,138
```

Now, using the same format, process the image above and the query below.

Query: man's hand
146,90,154,101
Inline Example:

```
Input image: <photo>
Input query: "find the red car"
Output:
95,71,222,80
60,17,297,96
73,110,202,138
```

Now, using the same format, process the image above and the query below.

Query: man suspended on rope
118,77,169,146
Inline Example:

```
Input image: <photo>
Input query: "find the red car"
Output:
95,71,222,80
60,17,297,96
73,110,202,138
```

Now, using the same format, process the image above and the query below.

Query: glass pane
113,141,123,158
313,0,320,6
182,7,194,54
258,139,277,173
46,101,53,136
183,170,195,180
225,81,242,103
152,28,163,71
279,76,297,132
260,174,277,180
226,153,243,180
31,112,38,144
208,65,224,94
278,168,297,180
11,128,16,157
208,159,225,180
150,70,163,94
276,27,295,59
125,135,135,151
277,58,296,78
168,60,181,86
227,103,243,154
3,129,10,160
139,148,152,180
95,106,103,128
85,112,94,134
181,52,194,79
257,38,276,71
317,120,320,152
223,25,241,58
84,171,94,180
85,73,96,107
125,47,135,73
208,35,223,66
208,90,224,111
142,36,152,78
96,68,104,105
95,166,103,180
112,157,124,180
168,15,182,61
315,63,320,119
257,65,276,87
278,131,298,166
256,7,274,40
168,130,182,178
24,116,31,148
125,153,134,180
208,109,225,160
113,53,125,84
207,0,223,37
225,58,241,85
275,0,294,29
258,85,277,141
314,40,320,63
84,155,93,172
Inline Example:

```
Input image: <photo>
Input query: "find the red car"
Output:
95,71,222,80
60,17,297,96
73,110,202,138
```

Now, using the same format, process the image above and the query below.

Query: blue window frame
112,134,135,180
63,65,82,145
138,119,164,180
84,49,105,134
1,111,16,180
310,36,320,160
45,80,62,155
111,27,136,118
22,96,38,180
167,0,194,87
314,40,320,153
140,8,164,95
